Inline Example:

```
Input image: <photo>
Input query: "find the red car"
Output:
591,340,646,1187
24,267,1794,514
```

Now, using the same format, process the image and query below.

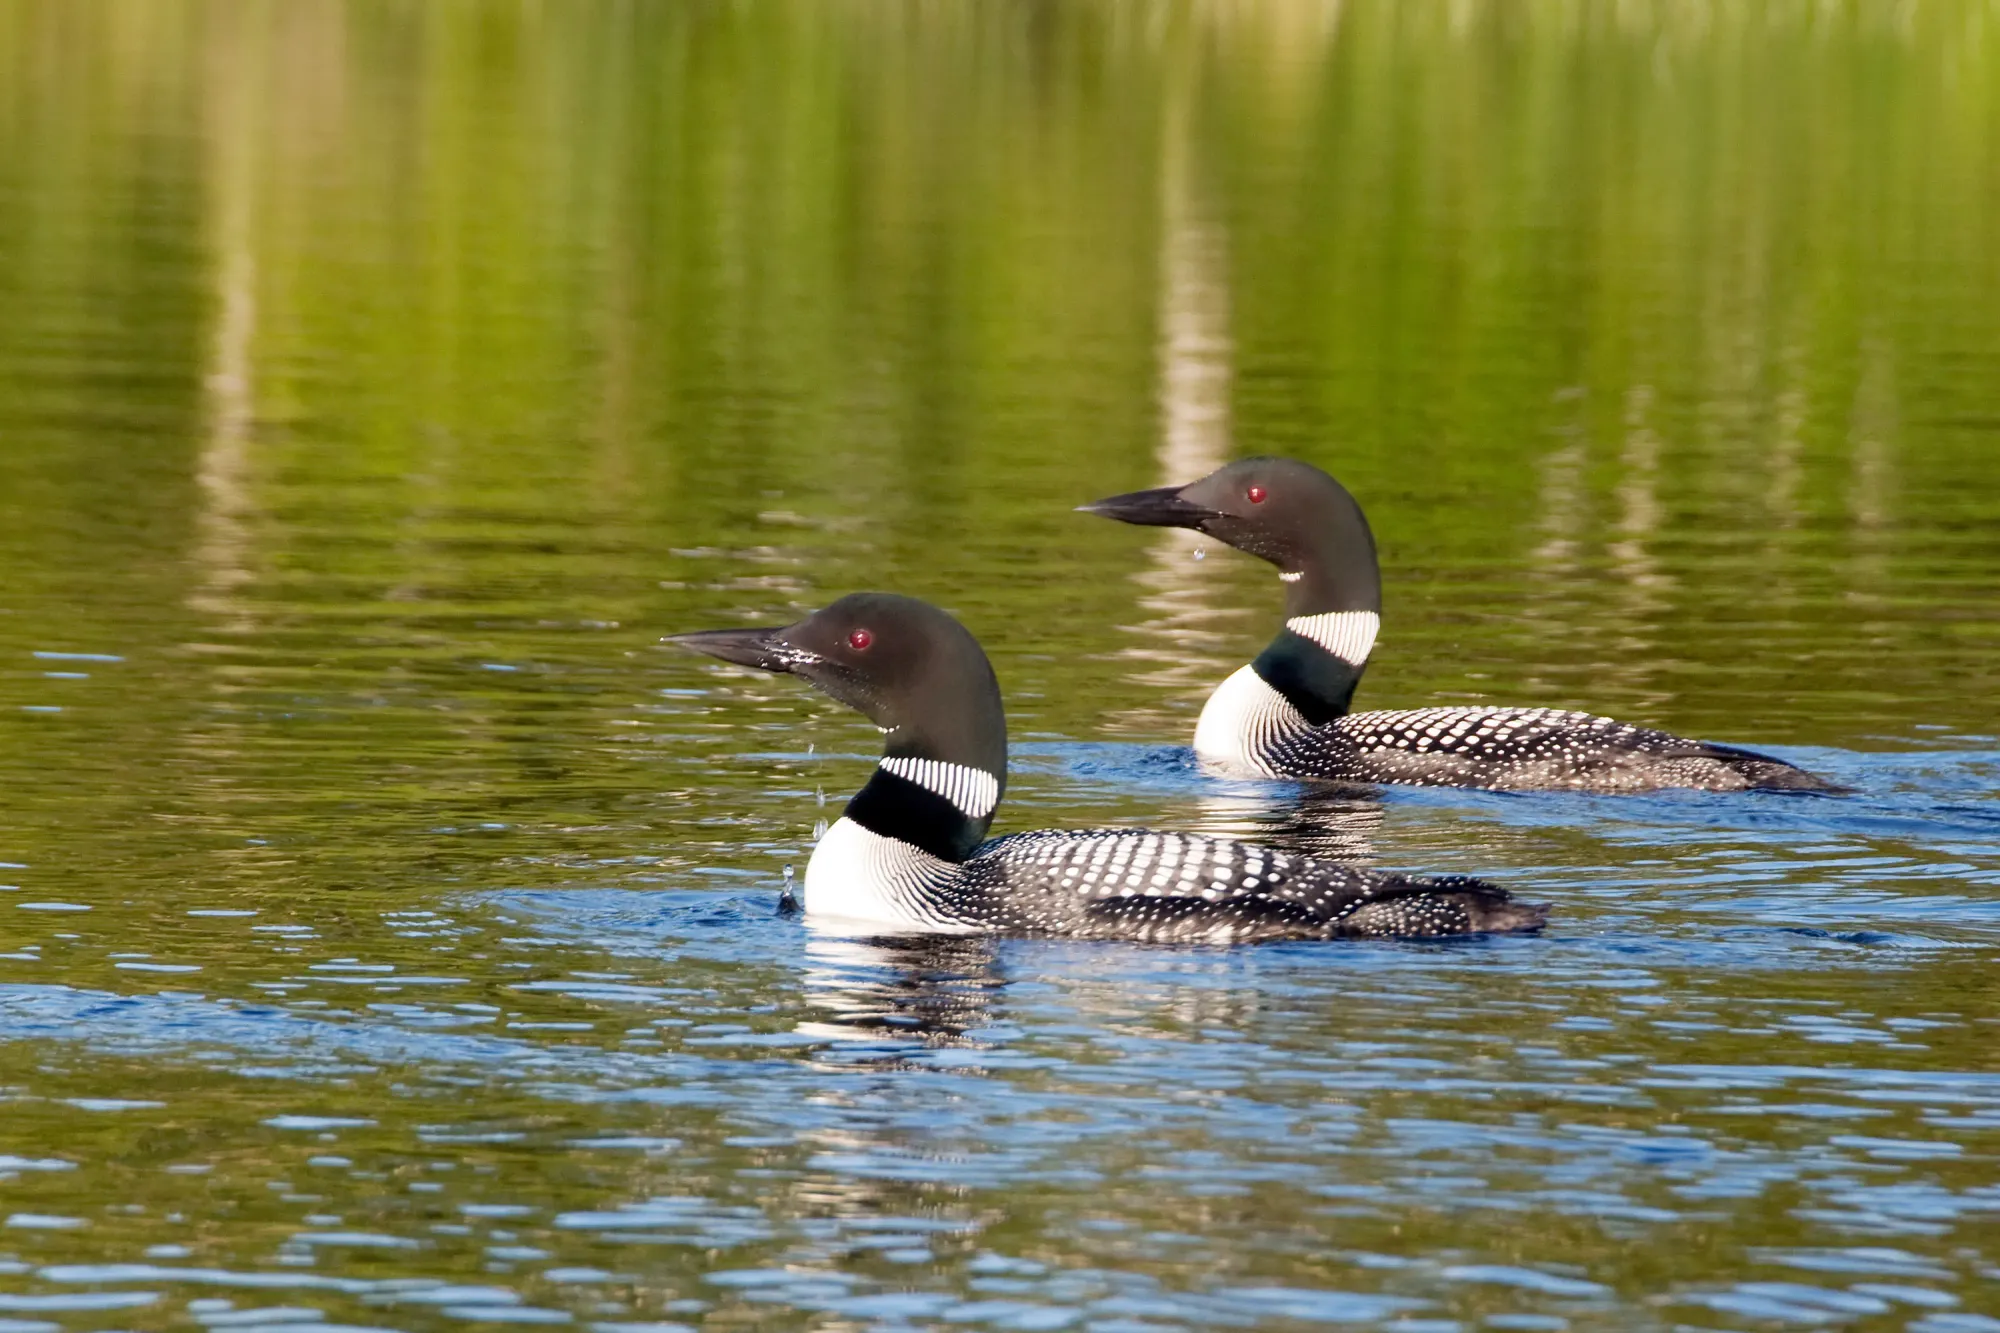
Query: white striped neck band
1284,609,1380,665
878,757,1001,819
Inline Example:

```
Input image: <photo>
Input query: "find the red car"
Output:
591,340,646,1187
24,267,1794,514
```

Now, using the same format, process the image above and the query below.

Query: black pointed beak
1076,485,1219,530
663,626,815,674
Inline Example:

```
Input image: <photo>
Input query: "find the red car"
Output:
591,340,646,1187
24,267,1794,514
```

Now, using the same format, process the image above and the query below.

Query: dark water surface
4,4,2000,1330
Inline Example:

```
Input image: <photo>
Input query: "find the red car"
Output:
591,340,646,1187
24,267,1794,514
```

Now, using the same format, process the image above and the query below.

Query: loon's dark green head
1082,456,1384,722
667,593,1007,860
1080,456,1380,618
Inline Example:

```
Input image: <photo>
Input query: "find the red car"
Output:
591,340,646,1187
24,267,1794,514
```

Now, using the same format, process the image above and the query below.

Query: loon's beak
664,625,818,675
1077,485,1218,530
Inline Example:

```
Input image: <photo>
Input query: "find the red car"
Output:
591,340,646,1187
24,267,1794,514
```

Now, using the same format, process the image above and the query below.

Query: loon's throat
1252,613,1377,725
842,760,999,863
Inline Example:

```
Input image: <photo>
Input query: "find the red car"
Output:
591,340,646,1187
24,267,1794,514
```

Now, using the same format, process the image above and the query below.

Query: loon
669,592,1548,942
1083,457,1838,793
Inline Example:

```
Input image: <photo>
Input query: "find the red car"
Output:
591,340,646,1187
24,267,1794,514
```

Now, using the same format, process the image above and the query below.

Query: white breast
803,817,981,934
1192,665,1309,777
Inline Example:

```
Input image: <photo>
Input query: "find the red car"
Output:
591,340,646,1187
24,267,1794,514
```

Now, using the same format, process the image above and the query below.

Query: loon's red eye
1246,484,1268,504
847,628,873,651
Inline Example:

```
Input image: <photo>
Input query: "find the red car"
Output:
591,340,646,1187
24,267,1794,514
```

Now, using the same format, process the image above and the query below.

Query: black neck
1252,629,1365,724
843,766,991,863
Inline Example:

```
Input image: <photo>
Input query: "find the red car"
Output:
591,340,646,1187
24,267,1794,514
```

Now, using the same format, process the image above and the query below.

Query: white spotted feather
1256,704,1820,792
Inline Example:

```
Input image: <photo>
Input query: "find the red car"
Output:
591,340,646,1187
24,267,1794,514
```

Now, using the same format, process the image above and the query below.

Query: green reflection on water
1,2,1998,1329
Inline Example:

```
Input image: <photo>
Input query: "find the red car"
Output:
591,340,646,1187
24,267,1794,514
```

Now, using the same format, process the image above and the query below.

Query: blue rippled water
3,739,1999,1328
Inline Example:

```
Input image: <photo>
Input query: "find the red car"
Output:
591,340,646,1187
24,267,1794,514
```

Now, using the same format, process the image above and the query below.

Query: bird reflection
795,931,1007,1064
1163,778,1389,864
1252,784,1389,861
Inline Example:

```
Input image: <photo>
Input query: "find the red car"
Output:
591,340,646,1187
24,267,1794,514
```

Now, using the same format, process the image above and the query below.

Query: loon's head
1084,457,1384,724
1081,456,1380,618
668,593,1007,859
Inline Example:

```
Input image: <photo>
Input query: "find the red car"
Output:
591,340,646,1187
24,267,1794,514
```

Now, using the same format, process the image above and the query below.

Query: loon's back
1262,705,1836,794
953,828,1545,942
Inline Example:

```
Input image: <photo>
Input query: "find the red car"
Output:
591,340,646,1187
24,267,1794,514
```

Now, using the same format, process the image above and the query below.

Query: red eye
847,628,873,651
1246,484,1268,504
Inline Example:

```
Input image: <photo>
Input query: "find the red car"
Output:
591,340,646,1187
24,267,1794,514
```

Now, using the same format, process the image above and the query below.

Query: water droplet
806,742,815,756
812,819,828,841
816,786,826,807
1192,546,1206,562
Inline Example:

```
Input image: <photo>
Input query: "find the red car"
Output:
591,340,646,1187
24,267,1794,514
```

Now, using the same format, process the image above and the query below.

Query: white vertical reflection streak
1103,50,1245,728
191,23,257,632
1847,332,1899,598
1605,384,1676,712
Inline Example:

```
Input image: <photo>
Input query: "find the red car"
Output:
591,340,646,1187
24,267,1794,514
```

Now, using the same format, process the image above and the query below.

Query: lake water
3,4,1999,1330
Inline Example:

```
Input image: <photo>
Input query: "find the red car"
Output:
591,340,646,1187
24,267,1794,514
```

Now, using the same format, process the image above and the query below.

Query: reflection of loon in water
797,933,1006,1053
1138,772,1391,866
1200,784,1390,864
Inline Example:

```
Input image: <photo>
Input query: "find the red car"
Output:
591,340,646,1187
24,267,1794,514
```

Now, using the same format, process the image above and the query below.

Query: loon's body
808,815,1523,942
1086,458,1837,794
673,593,1547,943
